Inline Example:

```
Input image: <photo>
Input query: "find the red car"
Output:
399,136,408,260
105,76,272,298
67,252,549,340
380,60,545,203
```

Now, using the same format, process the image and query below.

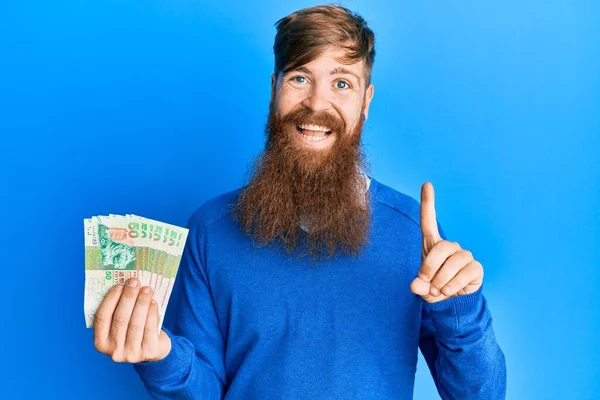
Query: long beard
233,100,371,259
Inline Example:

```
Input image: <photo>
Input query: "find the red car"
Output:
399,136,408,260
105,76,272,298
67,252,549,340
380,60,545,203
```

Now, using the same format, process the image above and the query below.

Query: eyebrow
330,67,361,84
289,66,361,84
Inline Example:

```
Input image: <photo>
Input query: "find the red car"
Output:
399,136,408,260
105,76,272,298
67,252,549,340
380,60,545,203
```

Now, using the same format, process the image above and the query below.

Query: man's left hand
410,182,484,303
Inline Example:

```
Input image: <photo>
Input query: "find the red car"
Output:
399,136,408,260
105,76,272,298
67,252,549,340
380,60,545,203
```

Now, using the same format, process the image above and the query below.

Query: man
93,5,506,399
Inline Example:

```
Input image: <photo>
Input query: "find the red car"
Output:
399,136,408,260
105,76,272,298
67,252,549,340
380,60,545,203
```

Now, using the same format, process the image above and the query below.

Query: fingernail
127,278,139,287
430,287,440,296
142,286,151,294
114,284,124,291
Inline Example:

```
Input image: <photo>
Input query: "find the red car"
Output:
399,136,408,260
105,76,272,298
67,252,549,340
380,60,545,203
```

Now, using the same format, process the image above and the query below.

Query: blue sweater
134,177,507,399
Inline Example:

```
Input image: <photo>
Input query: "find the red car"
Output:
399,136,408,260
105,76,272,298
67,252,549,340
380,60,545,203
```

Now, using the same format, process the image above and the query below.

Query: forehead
291,46,366,79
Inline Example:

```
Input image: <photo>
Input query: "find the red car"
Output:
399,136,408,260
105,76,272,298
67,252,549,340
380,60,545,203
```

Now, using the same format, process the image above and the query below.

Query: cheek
335,94,362,113
276,88,305,115
338,107,363,132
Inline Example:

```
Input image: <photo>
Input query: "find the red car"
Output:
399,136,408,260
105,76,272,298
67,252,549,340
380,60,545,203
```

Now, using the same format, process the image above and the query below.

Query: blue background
1,1,598,399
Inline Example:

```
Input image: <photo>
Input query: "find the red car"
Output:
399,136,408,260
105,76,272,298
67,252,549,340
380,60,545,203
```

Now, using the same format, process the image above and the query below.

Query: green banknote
84,214,189,331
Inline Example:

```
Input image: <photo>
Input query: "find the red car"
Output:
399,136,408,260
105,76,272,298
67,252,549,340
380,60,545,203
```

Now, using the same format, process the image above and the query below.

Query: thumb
156,330,172,361
410,276,430,297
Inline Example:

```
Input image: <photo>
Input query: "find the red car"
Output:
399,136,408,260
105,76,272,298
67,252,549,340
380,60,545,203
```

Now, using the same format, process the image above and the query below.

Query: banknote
84,214,188,331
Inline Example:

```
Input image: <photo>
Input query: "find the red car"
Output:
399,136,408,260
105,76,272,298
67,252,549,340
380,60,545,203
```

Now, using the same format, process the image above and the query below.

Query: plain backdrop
1,1,598,399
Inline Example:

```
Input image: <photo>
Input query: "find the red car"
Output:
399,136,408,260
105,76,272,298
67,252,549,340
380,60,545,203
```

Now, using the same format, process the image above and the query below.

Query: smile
296,125,333,143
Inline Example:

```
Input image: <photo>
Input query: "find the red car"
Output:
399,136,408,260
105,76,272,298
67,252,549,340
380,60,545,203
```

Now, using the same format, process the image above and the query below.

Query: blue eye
293,76,306,83
336,80,349,89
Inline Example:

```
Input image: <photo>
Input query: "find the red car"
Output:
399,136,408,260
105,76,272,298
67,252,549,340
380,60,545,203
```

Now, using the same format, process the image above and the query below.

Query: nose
301,83,332,112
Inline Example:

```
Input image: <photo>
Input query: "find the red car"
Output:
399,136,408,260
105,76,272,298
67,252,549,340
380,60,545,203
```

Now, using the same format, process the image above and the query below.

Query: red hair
273,5,376,85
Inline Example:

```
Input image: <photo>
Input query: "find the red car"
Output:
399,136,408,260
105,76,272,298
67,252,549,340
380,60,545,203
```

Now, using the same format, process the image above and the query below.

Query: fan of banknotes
84,214,189,331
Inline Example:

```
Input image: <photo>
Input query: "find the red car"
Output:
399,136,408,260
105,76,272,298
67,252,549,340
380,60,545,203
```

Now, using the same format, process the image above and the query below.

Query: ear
362,83,375,121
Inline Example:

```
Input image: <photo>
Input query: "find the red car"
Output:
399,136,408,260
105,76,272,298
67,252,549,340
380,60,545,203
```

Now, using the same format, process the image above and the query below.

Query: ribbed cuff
424,285,487,338
426,284,484,314
133,328,193,384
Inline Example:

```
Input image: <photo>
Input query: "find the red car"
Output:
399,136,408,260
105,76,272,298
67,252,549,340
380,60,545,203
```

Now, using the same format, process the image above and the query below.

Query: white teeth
301,134,327,142
299,124,330,132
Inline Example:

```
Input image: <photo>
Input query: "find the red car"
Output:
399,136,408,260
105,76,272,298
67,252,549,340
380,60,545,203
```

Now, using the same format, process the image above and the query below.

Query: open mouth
296,124,333,142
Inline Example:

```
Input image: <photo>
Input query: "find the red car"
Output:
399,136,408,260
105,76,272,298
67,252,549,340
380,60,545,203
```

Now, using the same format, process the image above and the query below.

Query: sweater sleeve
132,216,226,399
418,286,507,399
418,221,507,399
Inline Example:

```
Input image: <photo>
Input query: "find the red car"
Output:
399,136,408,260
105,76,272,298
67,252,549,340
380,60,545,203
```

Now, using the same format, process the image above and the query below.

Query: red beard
234,99,371,259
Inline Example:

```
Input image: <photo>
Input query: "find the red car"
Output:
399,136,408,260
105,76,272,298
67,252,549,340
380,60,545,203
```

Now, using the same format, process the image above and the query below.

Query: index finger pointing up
420,182,442,242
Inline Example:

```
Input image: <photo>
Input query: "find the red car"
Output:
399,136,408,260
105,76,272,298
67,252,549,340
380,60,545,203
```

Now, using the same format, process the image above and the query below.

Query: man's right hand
93,278,172,363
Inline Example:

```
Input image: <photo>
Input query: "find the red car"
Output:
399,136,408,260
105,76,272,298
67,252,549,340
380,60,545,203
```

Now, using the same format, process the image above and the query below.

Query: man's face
270,46,374,152
234,46,375,258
